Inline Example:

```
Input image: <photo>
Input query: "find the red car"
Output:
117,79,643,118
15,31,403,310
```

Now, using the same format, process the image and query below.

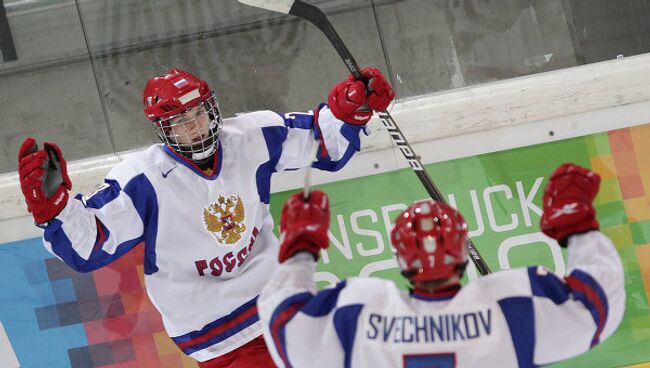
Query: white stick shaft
237,0,295,14
303,140,321,200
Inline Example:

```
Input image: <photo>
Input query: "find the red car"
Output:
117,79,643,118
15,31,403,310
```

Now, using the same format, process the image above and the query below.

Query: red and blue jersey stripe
565,269,609,347
269,292,312,367
171,296,260,355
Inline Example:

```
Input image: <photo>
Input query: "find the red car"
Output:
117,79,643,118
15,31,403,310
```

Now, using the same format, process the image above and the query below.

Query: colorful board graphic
1,125,649,367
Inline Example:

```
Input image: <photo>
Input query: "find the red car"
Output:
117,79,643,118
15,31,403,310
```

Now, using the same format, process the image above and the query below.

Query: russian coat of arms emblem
202,194,247,245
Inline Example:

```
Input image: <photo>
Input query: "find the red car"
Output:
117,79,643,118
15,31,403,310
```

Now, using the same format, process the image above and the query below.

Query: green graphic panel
270,132,650,367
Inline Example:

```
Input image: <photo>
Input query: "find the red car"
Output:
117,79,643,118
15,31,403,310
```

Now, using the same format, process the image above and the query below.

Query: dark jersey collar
410,283,461,301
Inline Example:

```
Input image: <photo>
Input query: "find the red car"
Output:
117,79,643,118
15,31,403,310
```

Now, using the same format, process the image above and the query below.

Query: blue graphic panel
0,237,88,367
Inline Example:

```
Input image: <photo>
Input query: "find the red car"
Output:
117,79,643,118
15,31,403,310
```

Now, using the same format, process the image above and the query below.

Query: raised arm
273,68,395,173
258,190,354,368
18,138,152,273
499,164,625,366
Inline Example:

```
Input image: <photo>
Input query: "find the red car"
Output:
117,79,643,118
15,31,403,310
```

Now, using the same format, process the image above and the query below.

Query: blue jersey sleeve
257,255,358,368
493,231,625,366
41,174,158,274
273,104,366,173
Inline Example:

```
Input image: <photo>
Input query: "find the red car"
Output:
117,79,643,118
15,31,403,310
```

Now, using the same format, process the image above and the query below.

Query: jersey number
403,353,456,368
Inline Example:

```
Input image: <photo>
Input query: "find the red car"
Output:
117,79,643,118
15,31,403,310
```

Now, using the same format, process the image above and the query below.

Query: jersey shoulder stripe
333,304,364,368
497,297,536,368
221,110,284,139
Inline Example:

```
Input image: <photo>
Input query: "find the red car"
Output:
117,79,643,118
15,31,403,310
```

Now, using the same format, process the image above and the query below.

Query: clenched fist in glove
18,137,72,224
540,163,600,246
328,67,395,125
278,190,330,263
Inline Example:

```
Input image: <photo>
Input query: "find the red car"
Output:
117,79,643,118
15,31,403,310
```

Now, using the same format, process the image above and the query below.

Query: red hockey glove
328,67,396,125
18,137,72,224
278,190,330,263
540,163,600,247
362,67,395,112
328,74,372,125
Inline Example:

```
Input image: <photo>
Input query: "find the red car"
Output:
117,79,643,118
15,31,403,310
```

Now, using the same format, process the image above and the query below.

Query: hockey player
258,163,625,367
17,67,394,367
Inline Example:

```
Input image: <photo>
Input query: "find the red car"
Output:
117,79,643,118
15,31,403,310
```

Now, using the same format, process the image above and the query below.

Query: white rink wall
2,53,650,244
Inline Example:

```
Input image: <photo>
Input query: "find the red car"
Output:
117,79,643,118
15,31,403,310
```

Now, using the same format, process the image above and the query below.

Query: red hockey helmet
143,69,222,163
391,200,469,281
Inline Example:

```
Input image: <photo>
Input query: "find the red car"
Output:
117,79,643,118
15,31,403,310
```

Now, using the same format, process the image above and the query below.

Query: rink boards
1,124,649,367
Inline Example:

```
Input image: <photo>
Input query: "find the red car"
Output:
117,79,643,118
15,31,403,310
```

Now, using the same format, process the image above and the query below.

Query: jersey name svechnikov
366,309,492,343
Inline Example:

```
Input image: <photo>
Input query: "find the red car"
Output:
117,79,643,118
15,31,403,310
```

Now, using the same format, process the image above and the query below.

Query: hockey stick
303,140,322,200
238,0,491,276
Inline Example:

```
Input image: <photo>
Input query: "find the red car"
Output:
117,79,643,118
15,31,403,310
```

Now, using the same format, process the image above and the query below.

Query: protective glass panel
0,0,113,173
1,1,650,366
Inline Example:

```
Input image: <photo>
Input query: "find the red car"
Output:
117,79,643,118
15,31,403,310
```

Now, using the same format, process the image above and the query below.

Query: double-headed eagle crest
203,194,246,245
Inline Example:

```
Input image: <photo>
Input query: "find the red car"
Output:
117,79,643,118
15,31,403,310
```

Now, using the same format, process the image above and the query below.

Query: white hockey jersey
258,231,625,367
39,106,365,362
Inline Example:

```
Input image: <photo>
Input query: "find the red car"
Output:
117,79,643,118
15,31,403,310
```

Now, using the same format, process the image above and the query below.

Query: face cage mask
151,93,223,164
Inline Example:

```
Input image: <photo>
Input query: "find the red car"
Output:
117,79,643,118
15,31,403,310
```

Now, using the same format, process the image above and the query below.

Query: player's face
168,104,211,145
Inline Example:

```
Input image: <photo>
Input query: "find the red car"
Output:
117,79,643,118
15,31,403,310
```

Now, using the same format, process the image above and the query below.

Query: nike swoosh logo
162,165,177,178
